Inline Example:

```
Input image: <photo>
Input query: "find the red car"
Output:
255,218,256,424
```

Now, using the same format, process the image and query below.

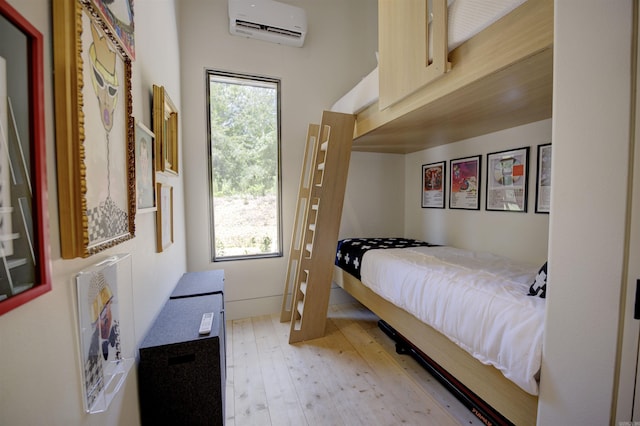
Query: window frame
205,69,283,262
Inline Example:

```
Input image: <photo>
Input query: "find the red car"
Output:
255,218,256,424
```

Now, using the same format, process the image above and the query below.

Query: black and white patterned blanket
335,237,433,280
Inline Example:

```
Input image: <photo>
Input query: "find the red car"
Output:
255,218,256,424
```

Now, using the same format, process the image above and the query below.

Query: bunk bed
331,0,553,154
333,239,543,426
326,0,554,424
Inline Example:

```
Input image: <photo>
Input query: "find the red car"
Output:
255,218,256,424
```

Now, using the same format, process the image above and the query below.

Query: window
206,70,282,261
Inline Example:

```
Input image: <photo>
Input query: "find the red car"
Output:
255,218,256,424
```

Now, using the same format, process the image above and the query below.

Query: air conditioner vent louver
235,20,262,31
236,20,302,39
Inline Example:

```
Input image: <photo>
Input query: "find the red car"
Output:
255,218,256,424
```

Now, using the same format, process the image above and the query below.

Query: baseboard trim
225,286,356,321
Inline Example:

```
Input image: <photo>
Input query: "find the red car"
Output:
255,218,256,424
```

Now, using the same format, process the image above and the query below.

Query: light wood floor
225,302,483,425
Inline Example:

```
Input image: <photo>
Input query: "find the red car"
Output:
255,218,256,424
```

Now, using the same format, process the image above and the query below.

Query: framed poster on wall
422,161,446,208
535,143,552,213
449,155,481,210
486,147,529,212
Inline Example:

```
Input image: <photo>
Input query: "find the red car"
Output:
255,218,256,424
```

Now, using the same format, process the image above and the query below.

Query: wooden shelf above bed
352,0,553,154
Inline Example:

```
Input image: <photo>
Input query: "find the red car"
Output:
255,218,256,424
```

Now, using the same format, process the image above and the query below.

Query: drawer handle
168,353,195,365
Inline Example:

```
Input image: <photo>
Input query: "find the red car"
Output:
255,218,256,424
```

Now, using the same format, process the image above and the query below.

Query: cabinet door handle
635,279,640,320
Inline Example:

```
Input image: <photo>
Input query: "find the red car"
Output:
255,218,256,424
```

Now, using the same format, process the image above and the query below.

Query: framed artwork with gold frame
152,85,178,175
53,0,135,258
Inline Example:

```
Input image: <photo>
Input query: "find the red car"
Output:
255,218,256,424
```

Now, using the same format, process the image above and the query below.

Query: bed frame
352,0,553,154
325,2,551,422
333,265,538,426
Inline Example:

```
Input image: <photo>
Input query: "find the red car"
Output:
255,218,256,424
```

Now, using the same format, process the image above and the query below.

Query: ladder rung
311,204,318,210
309,224,316,232
297,300,304,316
320,141,328,151
317,162,325,171
300,282,307,294
293,317,302,331
305,243,313,255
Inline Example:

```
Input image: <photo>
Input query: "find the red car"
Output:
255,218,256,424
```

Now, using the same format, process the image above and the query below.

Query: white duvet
360,246,544,395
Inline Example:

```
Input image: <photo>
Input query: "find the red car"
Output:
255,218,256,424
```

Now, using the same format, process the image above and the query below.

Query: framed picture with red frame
0,0,52,315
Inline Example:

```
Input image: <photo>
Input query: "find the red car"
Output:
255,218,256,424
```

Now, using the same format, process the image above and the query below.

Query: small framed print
155,183,173,252
486,147,529,212
449,155,481,210
135,120,156,212
422,161,446,208
535,143,552,214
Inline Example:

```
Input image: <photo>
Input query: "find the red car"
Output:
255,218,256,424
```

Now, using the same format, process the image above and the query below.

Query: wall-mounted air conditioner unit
228,0,307,48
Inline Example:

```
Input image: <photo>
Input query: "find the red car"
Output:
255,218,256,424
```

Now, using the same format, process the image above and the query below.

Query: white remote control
199,312,214,335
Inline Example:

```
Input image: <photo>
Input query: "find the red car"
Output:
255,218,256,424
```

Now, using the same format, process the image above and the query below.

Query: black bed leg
395,342,410,354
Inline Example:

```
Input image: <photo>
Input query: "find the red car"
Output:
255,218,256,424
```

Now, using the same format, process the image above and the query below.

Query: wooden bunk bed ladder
280,111,355,344
279,123,320,322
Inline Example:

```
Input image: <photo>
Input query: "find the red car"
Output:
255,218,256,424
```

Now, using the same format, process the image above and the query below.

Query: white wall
0,1,186,425
178,0,397,320
129,0,187,348
405,119,551,265
539,1,633,424
340,151,405,239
